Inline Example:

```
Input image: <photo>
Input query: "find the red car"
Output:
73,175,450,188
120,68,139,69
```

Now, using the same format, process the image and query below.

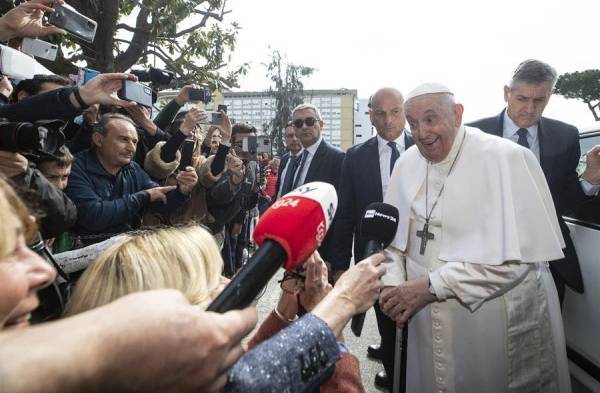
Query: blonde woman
67,224,387,392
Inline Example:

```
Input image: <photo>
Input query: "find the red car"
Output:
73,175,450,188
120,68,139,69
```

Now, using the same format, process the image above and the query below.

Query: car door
562,130,600,392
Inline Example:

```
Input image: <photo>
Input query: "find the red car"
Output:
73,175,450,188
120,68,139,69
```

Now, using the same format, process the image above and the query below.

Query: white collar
377,131,405,154
503,110,538,139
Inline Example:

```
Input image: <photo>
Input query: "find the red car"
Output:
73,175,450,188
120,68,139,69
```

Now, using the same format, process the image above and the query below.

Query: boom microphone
351,202,399,337
207,182,338,313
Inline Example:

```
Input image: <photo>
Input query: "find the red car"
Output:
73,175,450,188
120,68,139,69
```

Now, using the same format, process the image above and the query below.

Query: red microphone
207,182,338,313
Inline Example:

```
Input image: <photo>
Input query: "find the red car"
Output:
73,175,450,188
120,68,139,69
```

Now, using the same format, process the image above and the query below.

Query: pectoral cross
416,221,434,255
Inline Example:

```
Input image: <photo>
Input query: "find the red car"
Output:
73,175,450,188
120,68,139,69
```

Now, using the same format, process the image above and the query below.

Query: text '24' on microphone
351,202,399,337
207,182,338,313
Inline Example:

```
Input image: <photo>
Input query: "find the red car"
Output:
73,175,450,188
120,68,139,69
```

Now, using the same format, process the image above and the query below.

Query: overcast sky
225,0,599,129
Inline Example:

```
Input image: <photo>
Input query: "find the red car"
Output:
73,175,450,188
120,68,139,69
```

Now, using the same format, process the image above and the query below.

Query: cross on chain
416,221,435,255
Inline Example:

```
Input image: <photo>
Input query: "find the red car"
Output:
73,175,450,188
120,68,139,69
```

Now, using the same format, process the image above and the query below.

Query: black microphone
351,202,399,337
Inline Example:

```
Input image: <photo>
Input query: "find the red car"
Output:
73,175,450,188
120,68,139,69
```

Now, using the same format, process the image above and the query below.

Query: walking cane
392,257,408,393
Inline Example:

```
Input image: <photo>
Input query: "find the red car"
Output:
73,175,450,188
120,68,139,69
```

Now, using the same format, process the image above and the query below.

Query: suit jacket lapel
275,153,290,195
366,137,383,201
305,140,326,182
491,110,505,137
537,119,554,180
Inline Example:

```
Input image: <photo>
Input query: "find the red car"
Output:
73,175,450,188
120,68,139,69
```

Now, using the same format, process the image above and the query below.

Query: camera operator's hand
0,151,28,178
146,185,176,204
176,166,198,195
180,108,207,137
77,73,138,109
0,76,13,100
125,105,158,136
299,251,332,312
0,0,65,41
175,84,200,106
311,254,386,338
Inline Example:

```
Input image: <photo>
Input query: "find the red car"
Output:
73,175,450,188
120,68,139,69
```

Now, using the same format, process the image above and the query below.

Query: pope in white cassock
379,83,571,393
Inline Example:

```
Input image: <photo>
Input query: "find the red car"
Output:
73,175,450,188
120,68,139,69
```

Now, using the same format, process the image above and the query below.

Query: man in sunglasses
288,103,345,266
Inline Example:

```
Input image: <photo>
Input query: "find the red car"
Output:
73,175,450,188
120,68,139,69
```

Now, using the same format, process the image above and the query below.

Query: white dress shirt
294,136,323,187
503,110,599,196
377,132,406,197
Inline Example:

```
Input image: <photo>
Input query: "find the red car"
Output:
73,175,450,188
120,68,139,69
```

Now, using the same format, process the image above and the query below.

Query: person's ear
454,103,464,127
91,132,103,148
503,85,510,103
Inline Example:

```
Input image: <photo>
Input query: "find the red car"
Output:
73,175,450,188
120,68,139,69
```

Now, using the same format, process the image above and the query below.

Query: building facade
353,98,374,145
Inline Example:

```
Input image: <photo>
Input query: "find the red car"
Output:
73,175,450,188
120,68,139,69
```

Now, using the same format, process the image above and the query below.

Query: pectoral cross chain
416,221,434,255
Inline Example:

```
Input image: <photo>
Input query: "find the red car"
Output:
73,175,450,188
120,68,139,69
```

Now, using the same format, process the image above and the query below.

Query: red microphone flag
253,182,338,270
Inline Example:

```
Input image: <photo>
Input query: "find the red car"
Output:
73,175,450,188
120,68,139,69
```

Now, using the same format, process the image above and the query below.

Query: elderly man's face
293,108,323,148
405,94,463,163
94,119,139,169
504,81,552,129
370,91,406,141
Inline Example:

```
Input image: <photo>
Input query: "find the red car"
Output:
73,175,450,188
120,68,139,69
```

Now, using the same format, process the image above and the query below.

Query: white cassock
383,125,571,393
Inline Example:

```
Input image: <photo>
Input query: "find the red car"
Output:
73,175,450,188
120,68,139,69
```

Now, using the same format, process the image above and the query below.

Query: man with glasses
288,103,345,265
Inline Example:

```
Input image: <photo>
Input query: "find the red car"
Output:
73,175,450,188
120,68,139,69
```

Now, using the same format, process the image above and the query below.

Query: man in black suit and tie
331,87,414,390
469,59,600,303
275,122,304,198
287,103,345,264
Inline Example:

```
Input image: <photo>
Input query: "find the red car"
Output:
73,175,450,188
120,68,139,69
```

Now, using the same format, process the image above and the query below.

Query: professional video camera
130,67,175,87
0,118,66,157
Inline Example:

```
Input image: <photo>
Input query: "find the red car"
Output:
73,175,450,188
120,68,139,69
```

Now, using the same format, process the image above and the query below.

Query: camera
0,118,66,156
189,87,212,104
130,67,175,87
241,136,271,161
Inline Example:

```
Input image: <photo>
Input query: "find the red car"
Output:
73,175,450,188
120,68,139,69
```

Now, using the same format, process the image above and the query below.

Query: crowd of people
1,1,600,393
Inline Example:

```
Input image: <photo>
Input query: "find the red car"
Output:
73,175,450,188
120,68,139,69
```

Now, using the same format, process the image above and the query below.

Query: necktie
516,128,530,149
388,141,400,175
292,149,309,189
280,154,300,196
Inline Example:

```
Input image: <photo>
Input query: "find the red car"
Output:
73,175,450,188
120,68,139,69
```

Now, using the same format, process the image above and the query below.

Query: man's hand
174,84,200,106
176,167,198,195
379,276,437,327
96,290,258,393
146,185,176,204
0,76,13,99
582,145,600,185
226,153,245,185
78,73,139,108
180,108,207,137
0,0,65,41
0,151,28,178
299,251,332,312
125,105,157,136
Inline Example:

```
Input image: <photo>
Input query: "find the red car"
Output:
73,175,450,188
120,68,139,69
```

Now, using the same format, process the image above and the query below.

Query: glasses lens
304,117,316,126
293,119,304,128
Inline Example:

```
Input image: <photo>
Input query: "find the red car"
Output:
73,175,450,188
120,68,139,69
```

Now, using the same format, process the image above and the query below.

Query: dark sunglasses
292,117,320,128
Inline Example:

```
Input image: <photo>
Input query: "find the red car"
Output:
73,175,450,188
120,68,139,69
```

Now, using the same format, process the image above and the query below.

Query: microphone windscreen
253,182,337,270
360,202,399,247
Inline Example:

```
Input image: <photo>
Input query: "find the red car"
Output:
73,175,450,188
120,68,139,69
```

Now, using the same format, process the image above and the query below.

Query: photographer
11,74,70,102
142,107,232,227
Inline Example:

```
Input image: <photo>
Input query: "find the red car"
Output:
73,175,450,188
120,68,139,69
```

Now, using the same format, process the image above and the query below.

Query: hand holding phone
118,79,152,108
47,2,97,43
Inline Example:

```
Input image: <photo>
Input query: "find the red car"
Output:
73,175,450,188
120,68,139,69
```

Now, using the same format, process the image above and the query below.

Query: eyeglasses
292,117,320,128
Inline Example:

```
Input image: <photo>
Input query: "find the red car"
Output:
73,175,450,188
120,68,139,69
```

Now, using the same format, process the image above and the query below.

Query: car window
570,132,600,225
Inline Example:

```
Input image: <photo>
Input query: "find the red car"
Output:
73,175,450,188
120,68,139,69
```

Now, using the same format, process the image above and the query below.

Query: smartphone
217,104,228,113
189,87,212,103
0,44,53,80
48,3,98,43
210,111,223,125
118,80,152,108
76,67,99,86
178,139,195,171
21,38,58,61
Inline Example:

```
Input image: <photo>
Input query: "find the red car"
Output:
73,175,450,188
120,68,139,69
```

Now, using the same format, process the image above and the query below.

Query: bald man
331,87,414,389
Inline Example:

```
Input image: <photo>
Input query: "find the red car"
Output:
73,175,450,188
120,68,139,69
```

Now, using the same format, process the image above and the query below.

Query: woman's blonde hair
66,225,223,315
0,176,37,261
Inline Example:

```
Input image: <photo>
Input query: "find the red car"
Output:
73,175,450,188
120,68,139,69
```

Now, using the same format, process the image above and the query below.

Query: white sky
225,0,599,129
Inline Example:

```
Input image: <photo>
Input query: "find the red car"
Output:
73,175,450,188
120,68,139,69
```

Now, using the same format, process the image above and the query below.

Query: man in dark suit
275,122,304,198
331,87,414,390
469,59,600,303
289,103,345,264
